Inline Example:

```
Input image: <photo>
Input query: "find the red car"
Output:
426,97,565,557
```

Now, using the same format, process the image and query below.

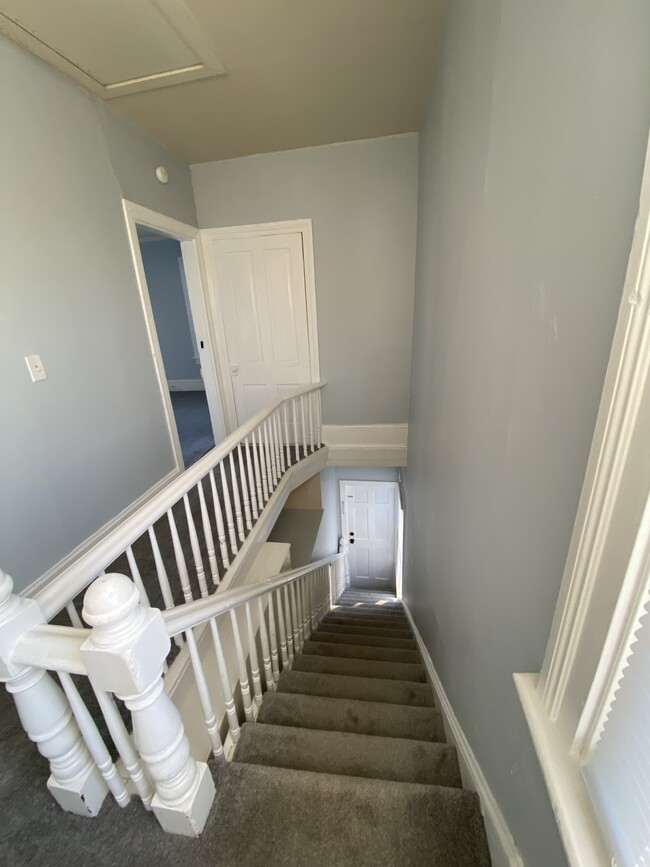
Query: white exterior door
206,231,312,425
341,481,398,591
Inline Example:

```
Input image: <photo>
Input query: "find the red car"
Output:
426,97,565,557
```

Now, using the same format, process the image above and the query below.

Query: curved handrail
33,381,326,620
162,553,344,637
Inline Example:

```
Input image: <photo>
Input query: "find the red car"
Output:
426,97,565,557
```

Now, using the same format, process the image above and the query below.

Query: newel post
81,573,215,837
0,569,107,816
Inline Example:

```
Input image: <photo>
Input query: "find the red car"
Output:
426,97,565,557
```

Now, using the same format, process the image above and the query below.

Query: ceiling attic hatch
0,0,226,98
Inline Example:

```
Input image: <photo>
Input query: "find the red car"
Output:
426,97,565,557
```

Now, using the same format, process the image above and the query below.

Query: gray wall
313,467,400,560
140,238,199,381
403,2,650,866
0,37,198,590
191,135,418,426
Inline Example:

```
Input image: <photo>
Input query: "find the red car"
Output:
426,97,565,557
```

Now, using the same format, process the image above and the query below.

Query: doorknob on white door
230,365,239,375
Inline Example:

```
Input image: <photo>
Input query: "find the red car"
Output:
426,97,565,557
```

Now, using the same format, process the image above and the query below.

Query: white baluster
289,583,301,654
237,444,253,531
244,437,259,521
258,596,275,689
218,462,238,556
0,571,107,816
66,601,83,628
93,686,154,808
58,671,130,807
197,480,219,585
275,410,286,474
245,603,263,707
251,428,267,506
81,574,214,837
184,627,223,759
229,609,255,722
208,469,230,569
308,392,314,452
182,494,209,597
316,388,322,447
229,452,246,543
282,585,294,662
167,508,194,603
292,398,300,463
293,581,304,651
272,411,282,477
301,577,310,640
274,589,289,670
209,618,240,744
264,419,276,489
310,571,318,630
282,402,291,467
300,394,307,457
126,547,152,608
148,527,183,650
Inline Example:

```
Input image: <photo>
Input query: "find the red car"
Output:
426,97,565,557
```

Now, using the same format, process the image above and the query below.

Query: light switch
25,354,47,383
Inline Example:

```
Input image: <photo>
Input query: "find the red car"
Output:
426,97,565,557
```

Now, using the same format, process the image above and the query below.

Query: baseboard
21,469,179,601
168,379,205,391
322,424,408,467
402,602,524,867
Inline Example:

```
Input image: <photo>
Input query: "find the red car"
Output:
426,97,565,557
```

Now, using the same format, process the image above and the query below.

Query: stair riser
317,623,414,639
278,671,435,707
293,655,427,683
324,615,410,628
302,640,421,664
333,604,406,617
257,693,446,742
312,630,417,650
233,723,462,788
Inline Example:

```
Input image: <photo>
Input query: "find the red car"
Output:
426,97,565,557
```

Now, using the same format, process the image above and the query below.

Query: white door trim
200,219,321,434
122,200,226,469
339,480,400,589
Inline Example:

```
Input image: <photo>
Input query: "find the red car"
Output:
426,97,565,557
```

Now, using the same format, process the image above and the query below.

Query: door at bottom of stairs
340,481,400,593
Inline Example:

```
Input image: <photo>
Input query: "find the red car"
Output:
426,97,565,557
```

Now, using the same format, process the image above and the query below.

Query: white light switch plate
25,354,47,382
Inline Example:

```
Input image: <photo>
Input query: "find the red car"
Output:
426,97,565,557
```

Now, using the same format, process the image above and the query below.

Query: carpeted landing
0,591,491,866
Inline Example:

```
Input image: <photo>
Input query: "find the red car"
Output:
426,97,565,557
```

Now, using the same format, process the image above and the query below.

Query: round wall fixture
155,166,169,184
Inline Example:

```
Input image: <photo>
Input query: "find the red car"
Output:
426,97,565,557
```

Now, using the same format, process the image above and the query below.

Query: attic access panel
0,0,225,98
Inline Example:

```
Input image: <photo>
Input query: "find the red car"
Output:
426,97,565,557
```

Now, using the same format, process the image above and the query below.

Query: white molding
402,602,523,867
539,130,650,721
21,469,178,600
0,0,225,100
514,674,609,867
199,219,321,434
322,424,408,467
168,379,205,391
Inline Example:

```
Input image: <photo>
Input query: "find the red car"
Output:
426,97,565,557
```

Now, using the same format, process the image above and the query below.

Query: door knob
230,365,239,375
350,539,355,544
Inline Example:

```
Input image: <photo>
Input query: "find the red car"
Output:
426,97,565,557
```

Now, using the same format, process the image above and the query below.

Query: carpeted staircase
213,589,492,866
0,589,492,866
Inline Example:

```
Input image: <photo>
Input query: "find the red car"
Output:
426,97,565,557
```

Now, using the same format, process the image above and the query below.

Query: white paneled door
205,230,314,426
340,481,399,592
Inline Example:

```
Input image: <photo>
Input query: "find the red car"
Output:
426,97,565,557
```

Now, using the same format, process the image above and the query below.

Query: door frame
200,219,321,434
122,200,226,469
339,480,402,590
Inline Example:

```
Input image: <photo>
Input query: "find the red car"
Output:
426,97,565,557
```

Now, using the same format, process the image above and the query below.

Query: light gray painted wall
140,238,199,381
191,135,418,426
403,3,650,866
313,467,400,561
0,37,198,590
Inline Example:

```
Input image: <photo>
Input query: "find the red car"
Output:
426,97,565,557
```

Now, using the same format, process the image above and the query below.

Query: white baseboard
402,602,524,867
22,469,179,600
322,424,408,467
168,379,205,391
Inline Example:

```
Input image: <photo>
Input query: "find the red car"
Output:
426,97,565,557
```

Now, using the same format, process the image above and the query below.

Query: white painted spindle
282,585,294,662
197,480,219,585
308,392,314,452
126,547,152,608
228,452,245,543
245,602,263,707
259,595,276,688
208,469,230,570
209,618,240,744
184,626,223,758
283,402,291,467
275,589,289,669
229,609,255,722
66,601,83,628
167,508,194,604
244,437,259,521
183,494,209,597
300,394,307,456
219,462,238,556
292,398,300,462
237,444,253,531
255,428,269,504
275,411,286,474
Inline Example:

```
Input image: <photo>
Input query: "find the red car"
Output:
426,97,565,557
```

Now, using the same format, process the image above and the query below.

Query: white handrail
32,382,326,621
162,553,345,637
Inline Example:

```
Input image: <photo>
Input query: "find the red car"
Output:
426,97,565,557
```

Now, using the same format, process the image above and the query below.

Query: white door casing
201,220,320,433
340,481,399,590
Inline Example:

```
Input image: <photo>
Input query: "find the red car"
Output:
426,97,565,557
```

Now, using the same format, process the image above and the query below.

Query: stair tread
311,629,417,649
333,603,406,617
314,622,414,639
208,762,491,866
293,653,427,683
302,639,421,664
277,669,435,706
234,722,462,787
257,692,446,742
324,613,411,628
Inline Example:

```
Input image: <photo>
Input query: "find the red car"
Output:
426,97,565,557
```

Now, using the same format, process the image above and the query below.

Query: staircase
212,589,492,865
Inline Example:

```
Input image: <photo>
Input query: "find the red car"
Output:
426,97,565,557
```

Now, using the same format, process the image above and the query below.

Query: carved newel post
81,573,215,837
0,569,107,815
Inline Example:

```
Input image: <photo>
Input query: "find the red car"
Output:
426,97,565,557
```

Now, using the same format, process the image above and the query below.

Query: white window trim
515,126,650,866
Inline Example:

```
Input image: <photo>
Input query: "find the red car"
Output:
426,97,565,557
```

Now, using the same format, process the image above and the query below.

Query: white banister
81,573,215,837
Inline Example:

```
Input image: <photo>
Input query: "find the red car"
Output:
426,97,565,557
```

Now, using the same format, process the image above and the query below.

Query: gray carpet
0,591,491,865
170,390,215,468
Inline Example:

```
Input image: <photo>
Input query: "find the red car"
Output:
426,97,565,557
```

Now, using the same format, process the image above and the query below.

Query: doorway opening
123,200,226,472
339,479,403,595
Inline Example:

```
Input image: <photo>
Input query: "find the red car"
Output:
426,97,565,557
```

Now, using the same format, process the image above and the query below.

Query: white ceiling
1,0,446,164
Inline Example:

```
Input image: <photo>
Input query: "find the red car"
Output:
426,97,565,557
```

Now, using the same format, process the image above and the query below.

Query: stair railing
0,552,347,836
29,382,326,632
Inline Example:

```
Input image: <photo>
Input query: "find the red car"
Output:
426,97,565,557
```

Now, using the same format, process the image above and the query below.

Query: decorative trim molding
168,379,205,392
402,602,523,867
514,674,609,867
21,469,178,600
539,130,650,721
322,424,408,467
